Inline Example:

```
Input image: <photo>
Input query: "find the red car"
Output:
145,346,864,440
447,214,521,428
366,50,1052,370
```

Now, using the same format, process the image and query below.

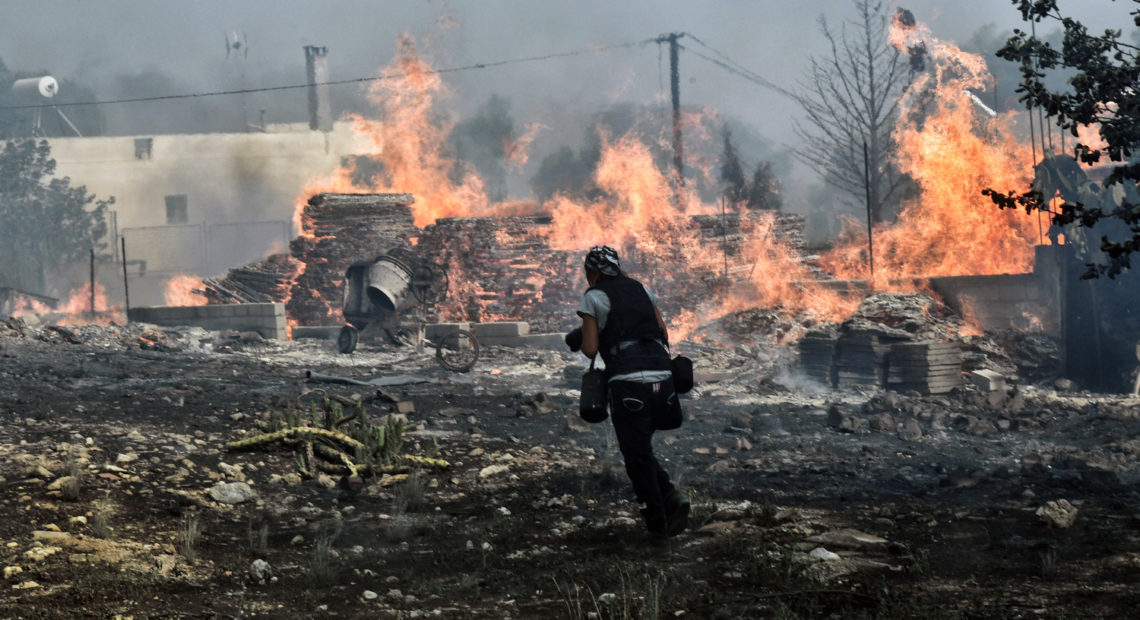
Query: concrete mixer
337,248,478,372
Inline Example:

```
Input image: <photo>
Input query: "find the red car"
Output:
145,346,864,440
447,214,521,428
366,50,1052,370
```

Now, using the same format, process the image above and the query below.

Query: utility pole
659,32,684,187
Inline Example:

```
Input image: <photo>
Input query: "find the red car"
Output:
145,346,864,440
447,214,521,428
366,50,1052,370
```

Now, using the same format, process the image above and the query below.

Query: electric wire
677,33,797,99
0,37,659,111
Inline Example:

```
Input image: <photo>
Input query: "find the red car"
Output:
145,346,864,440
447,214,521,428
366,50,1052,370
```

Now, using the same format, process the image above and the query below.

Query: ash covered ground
1,305,1139,619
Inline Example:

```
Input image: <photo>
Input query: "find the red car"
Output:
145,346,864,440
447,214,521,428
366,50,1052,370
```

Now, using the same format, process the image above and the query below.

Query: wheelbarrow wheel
337,325,359,354
436,329,478,372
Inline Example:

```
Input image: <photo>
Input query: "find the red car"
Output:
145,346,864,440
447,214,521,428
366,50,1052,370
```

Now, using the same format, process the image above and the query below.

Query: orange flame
163,274,208,306
52,283,119,325
293,19,1056,344
823,16,1041,281
300,34,492,228
957,295,984,337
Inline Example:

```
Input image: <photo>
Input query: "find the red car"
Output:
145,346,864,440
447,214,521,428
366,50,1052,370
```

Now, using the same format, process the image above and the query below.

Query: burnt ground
1,320,1139,619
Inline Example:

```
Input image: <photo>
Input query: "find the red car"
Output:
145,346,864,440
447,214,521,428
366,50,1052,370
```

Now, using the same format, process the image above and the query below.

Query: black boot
664,489,690,537
640,507,669,547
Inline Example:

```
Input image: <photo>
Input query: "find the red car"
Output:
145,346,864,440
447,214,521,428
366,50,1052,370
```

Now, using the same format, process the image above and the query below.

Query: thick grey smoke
0,0,1130,192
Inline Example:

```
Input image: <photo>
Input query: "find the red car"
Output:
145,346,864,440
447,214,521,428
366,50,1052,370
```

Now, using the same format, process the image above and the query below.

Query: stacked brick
416,215,581,333
206,193,810,332
286,193,418,324
690,211,806,255
204,193,418,325
202,254,300,304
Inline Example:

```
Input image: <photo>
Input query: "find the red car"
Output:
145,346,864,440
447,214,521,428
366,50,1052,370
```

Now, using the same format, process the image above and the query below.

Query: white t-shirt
577,285,672,384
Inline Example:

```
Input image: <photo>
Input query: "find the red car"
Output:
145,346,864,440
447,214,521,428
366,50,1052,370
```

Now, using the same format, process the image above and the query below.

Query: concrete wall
128,303,287,340
45,122,365,307
927,273,1056,332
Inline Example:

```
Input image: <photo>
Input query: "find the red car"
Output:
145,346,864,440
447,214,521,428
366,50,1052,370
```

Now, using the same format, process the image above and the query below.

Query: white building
44,121,362,307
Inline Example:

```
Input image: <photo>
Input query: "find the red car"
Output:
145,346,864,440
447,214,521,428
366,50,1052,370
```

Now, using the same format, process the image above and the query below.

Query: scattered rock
249,559,272,583
898,419,923,441
1054,378,1077,392
1037,499,1078,529
809,547,841,561
478,464,510,479
806,528,888,549
868,413,896,432
209,481,254,505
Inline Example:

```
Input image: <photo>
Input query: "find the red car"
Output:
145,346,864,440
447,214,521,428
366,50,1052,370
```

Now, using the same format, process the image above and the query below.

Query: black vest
589,275,670,375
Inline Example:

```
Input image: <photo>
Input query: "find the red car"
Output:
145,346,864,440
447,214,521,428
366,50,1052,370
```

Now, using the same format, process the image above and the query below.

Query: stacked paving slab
129,303,287,340
797,293,966,392
797,330,838,386
833,331,906,389
886,341,964,394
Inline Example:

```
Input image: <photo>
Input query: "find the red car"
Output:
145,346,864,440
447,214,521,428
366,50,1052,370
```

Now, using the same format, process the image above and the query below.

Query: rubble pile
799,293,967,393
690,307,811,348
0,316,230,352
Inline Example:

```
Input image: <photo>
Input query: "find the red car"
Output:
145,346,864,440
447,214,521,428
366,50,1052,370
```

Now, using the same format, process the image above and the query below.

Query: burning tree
984,0,1140,278
792,0,918,223
0,139,113,294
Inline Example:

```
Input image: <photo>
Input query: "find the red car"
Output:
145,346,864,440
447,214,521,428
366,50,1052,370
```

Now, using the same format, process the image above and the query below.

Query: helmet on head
585,245,621,277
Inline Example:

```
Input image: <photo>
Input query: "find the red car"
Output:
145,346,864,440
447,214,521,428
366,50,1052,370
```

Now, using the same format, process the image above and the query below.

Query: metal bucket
365,255,413,313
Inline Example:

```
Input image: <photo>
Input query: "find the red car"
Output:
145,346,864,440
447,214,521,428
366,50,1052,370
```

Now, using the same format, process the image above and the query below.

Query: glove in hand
564,327,583,352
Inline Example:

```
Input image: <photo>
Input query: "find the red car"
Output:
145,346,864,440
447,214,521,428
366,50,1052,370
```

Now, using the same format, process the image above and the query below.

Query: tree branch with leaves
0,139,113,294
983,0,1140,277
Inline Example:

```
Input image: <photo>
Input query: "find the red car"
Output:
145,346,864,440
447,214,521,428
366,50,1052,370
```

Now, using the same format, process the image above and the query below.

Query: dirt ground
1,318,1139,619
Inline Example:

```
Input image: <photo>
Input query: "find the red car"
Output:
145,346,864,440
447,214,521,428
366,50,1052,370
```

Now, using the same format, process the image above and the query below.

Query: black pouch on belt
671,354,694,394
579,358,608,423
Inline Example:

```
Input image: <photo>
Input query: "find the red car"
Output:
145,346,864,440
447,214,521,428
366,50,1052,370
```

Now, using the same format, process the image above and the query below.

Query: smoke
0,1,1129,199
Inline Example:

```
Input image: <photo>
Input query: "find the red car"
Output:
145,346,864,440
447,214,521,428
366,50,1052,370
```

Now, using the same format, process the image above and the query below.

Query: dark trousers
608,379,679,534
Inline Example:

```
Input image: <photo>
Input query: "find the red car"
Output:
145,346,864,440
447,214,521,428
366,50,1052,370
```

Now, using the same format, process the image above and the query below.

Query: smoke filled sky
0,0,1131,190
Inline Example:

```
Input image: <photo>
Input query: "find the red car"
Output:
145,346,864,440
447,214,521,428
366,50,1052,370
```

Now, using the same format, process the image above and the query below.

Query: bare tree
793,0,915,223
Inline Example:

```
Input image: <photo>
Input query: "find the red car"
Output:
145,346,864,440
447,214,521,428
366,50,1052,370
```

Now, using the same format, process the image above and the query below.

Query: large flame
299,34,494,229
822,15,1042,281
163,274,208,306
293,17,1057,344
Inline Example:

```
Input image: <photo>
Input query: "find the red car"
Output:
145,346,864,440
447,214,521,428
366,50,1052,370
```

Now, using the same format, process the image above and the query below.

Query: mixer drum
364,255,413,313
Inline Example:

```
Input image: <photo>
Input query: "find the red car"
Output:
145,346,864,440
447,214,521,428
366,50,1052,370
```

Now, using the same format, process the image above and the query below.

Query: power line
676,33,797,100
0,37,659,111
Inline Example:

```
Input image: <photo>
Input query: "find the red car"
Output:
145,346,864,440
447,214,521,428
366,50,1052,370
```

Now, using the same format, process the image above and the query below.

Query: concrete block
128,303,288,340
969,369,1006,392
424,322,469,341
516,333,567,350
472,321,529,338
475,335,528,347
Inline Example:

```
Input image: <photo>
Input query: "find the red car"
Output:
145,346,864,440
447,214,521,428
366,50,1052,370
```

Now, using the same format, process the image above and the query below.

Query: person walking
566,245,689,544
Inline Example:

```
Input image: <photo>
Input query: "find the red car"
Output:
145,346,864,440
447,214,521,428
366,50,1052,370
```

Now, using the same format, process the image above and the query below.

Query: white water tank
12,76,58,99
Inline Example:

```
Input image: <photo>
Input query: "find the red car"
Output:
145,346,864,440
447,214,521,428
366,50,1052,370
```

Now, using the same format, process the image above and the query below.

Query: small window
134,138,153,160
165,195,188,224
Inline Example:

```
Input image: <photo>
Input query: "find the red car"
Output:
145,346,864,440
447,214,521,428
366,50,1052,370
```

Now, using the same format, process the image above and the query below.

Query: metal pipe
89,248,95,317
121,237,131,320
863,141,875,279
